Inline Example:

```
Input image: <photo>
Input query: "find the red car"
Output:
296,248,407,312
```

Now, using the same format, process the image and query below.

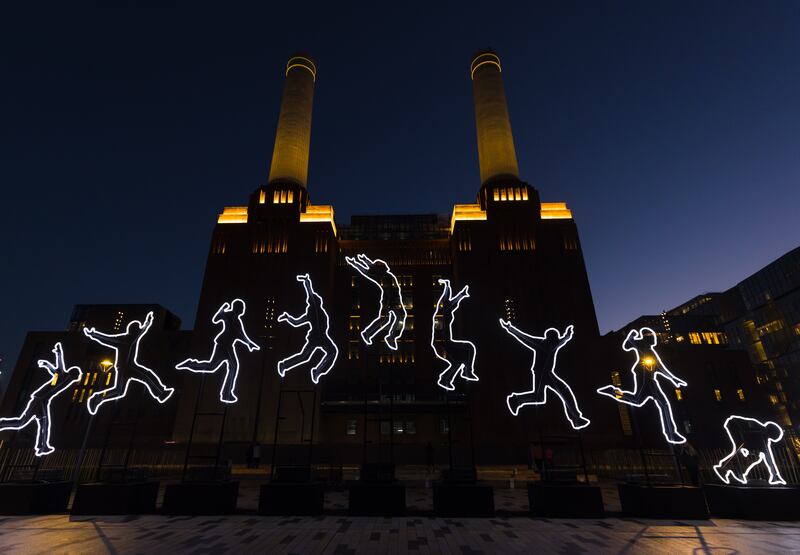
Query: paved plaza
1,484,800,553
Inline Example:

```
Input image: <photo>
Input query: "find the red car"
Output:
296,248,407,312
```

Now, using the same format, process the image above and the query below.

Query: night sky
1,2,799,382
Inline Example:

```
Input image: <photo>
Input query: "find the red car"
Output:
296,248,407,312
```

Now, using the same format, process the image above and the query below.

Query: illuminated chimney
267,54,317,188
470,51,520,185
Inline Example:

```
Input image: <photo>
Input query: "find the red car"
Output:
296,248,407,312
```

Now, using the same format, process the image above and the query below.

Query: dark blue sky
1,2,799,377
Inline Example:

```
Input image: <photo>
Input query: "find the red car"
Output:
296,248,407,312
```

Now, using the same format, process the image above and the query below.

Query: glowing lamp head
100,359,113,370
642,356,656,368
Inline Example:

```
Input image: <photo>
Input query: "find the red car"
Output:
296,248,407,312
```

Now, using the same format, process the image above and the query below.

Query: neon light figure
277,274,339,384
176,299,260,404
83,311,175,415
345,254,407,350
433,279,478,391
500,320,591,430
713,415,786,485
0,343,82,456
597,327,687,444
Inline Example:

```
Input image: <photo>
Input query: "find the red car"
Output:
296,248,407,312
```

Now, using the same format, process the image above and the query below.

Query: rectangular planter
618,483,708,519
704,484,800,520
259,482,325,516
0,481,72,515
528,482,605,518
433,483,495,517
162,481,240,515
71,481,159,515
348,483,406,516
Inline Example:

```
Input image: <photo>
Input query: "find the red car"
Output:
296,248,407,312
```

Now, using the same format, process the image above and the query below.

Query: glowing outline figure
713,415,786,485
176,299,260,404
597,327,687,444
0,342,82,456
432,279,478,391
83,311,175,415
500,320,591,430
345,253,407,350
277,274,339,384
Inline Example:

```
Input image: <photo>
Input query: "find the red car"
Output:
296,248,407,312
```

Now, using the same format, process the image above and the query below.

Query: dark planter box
348,483,406,516
162,481,239,515
704,484,800,520
0,481,72,515
618,483,708,519
259,482,325,516
528,482,605,518
433,483,495,517
71,481,159,515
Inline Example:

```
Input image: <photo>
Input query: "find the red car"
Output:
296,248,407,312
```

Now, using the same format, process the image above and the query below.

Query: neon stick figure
597,327,687,444
345,254,407,350
713,415,786,485
83,311,175,415
500,320,591,430
0,342,82,456
433,279,478,391
277,274,339,384
176,299,260,404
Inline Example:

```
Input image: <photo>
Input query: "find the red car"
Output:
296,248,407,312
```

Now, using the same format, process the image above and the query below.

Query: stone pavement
2,513,800,554
1,481,799,553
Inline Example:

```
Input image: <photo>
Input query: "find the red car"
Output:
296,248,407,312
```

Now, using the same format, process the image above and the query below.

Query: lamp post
72,359,112,485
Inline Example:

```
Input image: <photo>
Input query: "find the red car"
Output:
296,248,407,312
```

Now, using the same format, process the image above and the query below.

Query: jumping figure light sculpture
345,253,407,350
713,415,786,485
83,311,175,415
432,279,478,391
597,327,687,444
176,299,260,404
0,342,82,456
277,274,339,384
500,320,591,430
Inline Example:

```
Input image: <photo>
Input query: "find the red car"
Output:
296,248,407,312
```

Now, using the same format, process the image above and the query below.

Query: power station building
8,51,773,470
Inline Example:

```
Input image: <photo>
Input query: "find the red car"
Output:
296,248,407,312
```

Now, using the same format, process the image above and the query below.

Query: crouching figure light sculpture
345,253,407,350
432,279,478,391
0,342,83,456
277,274,338,384
500,320,591,430
713,415,786,486
176,299,260,404
83,311,175,415
597,327,687,444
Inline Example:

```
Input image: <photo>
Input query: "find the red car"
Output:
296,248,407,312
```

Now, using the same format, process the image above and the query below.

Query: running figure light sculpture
176,299,260,404
345,253,407,350
597,327,687,444
432,279,478,391
501,320,591,430
83,311,175,415
713,415,786,485
0,342,82,456
277,274,339,384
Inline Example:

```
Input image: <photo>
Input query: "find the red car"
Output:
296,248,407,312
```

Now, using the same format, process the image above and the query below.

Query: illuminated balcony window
675,389,683,401
259,190,266,204
737,388,745,401
348,316,360,331
688,332,702,345
770,394,779,405
714,389,722,401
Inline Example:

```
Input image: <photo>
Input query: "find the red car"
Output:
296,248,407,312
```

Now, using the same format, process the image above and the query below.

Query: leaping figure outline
433,279,478,391
345,253,407,350
176,299,260,404
0,342,82,456
713,415,786,485
83,311,175,415
597,327,687,444
501,320,591,430
277,274,339,384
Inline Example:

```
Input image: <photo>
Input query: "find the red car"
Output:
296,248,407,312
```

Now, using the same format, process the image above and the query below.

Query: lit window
259,190,266,204
348,341,359,361
769,395,779,405
688,332,701,345
345,419,357,436
737,388,745,401
675,389,683,401
714,389,722,401
349,316,360,331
